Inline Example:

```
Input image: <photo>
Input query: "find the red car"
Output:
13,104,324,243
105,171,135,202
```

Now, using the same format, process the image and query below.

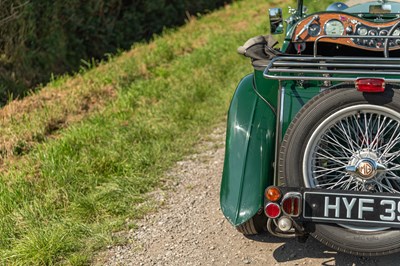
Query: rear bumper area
264,186,400,235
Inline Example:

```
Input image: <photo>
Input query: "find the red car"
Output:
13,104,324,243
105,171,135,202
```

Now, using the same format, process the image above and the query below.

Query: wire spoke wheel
304,105,400,194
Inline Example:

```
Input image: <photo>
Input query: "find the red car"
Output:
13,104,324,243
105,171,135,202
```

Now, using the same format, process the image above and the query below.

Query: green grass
0,0,283,264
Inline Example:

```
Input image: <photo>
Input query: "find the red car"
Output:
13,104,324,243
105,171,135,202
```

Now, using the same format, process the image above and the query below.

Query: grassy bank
0,0,275,264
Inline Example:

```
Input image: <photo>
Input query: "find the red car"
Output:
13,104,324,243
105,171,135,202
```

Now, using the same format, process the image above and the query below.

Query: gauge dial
308,23,321,37
368,29,378,36
393,28,400,36
357,27,368,36
325,20,344,35
379,30,388,36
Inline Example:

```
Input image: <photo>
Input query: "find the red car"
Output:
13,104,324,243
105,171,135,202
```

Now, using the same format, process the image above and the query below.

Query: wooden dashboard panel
292,12,400,51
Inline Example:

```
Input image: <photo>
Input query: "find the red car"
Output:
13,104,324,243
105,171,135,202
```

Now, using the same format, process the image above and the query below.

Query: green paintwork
220,72,277,226
220,72,325,226
281,83,321,136
254,70,278,110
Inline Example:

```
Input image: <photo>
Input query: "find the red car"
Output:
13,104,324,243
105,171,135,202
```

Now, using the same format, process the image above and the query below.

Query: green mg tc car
220,0,400,256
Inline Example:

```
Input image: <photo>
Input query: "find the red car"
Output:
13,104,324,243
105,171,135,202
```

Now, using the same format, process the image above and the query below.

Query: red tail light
355,78,385,93
281,193,302,217
265,203,281,218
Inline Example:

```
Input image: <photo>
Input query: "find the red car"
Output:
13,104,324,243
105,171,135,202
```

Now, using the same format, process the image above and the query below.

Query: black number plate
303,191,400,228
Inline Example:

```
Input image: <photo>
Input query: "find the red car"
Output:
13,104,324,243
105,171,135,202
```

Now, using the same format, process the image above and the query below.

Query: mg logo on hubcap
359,162,373,176
357,160,375,179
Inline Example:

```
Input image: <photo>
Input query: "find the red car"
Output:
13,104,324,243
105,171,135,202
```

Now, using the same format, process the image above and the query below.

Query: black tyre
236,211,267,235
279,88,400,256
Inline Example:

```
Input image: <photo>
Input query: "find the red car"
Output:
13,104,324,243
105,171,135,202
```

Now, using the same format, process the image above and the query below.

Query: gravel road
94,127,400,265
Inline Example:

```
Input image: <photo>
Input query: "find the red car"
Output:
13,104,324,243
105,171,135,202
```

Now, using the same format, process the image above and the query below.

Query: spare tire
279,87,400,256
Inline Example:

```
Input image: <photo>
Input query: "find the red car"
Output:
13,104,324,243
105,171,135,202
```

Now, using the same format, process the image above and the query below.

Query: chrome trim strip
270,56,400,61
273,62,400,68
274,82,284,186
269,68,400,75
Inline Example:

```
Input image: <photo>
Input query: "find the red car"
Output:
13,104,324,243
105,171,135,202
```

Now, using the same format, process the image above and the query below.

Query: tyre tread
310,231,400,256
236,218,258,235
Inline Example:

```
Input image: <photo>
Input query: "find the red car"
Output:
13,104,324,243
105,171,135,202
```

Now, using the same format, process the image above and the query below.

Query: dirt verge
94,127,400,265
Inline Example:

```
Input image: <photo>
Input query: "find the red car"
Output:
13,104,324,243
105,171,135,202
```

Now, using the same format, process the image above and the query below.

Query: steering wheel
384,20,400,58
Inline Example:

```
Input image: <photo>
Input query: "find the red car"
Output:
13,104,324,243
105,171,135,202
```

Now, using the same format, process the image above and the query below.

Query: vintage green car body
220,0,400,256
220,72,277,226
220,71,320,225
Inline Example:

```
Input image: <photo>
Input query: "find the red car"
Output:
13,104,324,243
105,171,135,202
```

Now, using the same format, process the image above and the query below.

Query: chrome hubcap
345,150,387,182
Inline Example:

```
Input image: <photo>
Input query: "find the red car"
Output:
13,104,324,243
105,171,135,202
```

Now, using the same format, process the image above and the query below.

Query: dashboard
293,13,400,51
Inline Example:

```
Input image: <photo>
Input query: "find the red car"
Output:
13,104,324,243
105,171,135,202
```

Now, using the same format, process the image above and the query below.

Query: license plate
303,190,400,228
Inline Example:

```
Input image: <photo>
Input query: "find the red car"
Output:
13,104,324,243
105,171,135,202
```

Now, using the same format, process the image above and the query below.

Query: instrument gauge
308,23,321,37
368,29,378,36
393,28,400,36
357,27,368,36
325,19,344,35
379,30,388,36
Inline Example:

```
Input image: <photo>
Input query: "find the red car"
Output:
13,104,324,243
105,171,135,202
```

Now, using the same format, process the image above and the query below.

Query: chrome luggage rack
264,35,400,83
263,56,400,82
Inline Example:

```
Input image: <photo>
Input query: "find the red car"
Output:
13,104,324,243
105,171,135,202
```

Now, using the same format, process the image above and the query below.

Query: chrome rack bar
273,62,400,68
263,56,400,82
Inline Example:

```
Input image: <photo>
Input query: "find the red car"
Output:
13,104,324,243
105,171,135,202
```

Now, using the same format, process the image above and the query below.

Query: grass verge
0,0,278,264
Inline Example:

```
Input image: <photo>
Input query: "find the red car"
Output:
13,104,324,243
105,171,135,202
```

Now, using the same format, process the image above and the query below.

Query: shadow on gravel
246,232,399,265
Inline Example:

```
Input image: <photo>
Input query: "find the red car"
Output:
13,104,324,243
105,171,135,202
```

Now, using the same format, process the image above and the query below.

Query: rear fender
220,73,276,226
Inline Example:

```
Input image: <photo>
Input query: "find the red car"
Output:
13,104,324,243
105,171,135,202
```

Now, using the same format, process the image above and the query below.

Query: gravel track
94,127,400,265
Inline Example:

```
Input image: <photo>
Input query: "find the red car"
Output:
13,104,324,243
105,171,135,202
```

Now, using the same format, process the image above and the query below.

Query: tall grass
0,0,284,264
